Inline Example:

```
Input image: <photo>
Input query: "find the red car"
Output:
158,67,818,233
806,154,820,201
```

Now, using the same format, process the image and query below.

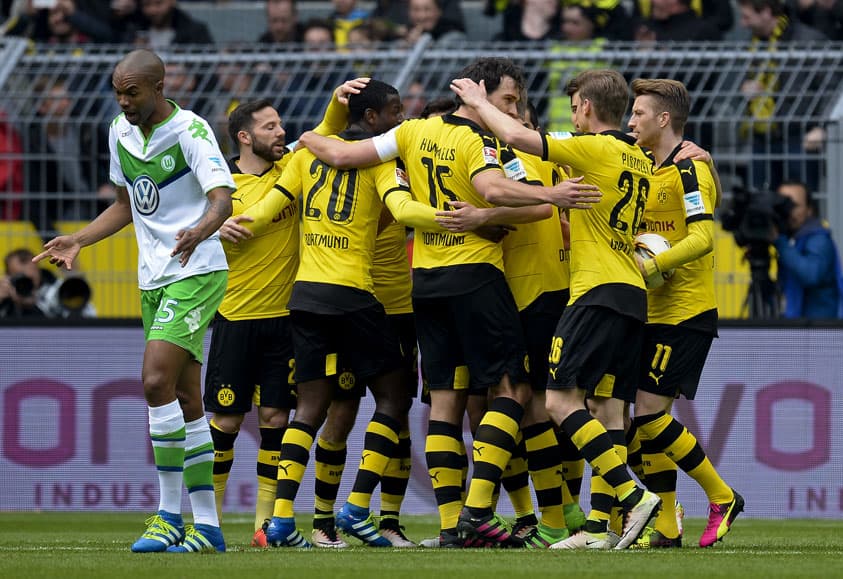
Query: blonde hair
631,78,690,134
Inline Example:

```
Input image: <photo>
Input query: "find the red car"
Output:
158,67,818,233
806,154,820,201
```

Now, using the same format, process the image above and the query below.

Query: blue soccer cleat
336,503,391,547
166,524,226,553
131,511,185,553
265,517,312,548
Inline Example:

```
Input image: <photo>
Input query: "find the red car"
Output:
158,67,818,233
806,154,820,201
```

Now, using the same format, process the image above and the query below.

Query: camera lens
10,274,35,298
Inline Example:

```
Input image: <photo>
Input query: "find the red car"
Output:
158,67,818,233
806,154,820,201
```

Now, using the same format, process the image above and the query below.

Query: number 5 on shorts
156,298,179,324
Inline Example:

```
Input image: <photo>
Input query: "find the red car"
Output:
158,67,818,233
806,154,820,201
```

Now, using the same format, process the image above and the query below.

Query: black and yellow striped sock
556,428,584,504
523,421,566,530
426,420,465,532
609,429,627,535
639,435,679,537
209,420,237,522
560,409,637,504
635,411,732,504
626,424,646,485
273,421,316,518
501,434,534,520
465,397,524,512
256,426,284,529
347,412,400,510
380,429,411,520
314,436,346,523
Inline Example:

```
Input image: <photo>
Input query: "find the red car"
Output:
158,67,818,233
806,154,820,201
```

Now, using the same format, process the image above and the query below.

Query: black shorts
520,290,568,391
290,303,403,384
334,312,418,401
414,274,529,393
547,305,643,403
204,314,297,414
637,324,713,400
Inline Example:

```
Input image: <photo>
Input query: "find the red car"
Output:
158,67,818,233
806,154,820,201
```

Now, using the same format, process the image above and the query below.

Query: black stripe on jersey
273,184,296,203
381,187,408,204
601,130,638,146
686,213,713,224
675,158,700,195
540,133,550,161
442,113,486,133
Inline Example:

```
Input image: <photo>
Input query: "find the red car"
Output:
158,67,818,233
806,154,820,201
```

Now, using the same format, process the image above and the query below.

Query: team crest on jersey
483,146,498,164
338,371,356,390
657,185,668,205
395,166,409,187
132,175,160,215
160,154,175,172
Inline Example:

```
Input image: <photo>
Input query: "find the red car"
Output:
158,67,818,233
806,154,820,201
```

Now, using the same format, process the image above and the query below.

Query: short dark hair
347,79,399,124
566,69,629,127
454,58,525,106
420,97,457,119
4,248,33,273
228,98,274,147
778,180,815,213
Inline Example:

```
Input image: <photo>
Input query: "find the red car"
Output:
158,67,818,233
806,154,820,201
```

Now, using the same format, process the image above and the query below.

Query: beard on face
251,134,285,162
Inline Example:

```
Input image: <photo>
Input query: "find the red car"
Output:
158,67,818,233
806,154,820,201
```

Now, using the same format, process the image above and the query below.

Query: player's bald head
114,49,165,84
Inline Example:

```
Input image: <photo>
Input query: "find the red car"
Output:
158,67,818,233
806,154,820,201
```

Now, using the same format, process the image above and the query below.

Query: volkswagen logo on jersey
133,175,160,215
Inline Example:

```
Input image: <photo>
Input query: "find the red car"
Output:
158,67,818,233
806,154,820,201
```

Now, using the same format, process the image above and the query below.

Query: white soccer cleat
549,530,619,550
615,490,662,550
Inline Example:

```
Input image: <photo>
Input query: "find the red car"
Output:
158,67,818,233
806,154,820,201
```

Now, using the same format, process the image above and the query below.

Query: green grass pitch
1,513,841,579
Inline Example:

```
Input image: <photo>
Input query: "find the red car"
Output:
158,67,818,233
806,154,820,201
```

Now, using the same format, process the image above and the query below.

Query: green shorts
141,270,228,363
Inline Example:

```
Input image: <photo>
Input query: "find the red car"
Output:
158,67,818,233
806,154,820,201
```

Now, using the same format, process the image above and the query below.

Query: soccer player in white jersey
34,49,235,554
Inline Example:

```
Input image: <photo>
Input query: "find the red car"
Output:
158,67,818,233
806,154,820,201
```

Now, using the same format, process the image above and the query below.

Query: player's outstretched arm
299,131,381,169
435,201,551,232
172,186,233,267
474,170,601,209
449,78,542,156
33,185,134,270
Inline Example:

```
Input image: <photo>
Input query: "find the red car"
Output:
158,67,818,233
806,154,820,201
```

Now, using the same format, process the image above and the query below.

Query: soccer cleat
615,490,662,550
336,503,391,547
419,530,464,548
265,516,312,548
131,511,185,553
511,523,569,549
563,503,587,534
166,524,226,553
700,489,744,547
252,520,269,548
456,509,512,547
379,519,416,548
631,527,682,549
550,529,619,550
675,501,685,538
312,521,349,549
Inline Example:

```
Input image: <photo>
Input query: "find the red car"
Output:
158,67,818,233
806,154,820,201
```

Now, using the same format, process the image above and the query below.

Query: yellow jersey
218,154,297,320
393,114,511,297
373,220,413,315
642,153,717,333
542,130,652,320
272,130,410,297
502,150,570,310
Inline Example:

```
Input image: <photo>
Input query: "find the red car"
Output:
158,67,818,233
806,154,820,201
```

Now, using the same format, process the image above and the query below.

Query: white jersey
108,103,235,289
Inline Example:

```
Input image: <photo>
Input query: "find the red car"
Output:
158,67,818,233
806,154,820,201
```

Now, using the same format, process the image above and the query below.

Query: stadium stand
0,35,841,318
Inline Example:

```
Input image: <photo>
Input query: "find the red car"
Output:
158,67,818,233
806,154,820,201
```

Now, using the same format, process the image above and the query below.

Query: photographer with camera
0,248,95,319
773,180,843,319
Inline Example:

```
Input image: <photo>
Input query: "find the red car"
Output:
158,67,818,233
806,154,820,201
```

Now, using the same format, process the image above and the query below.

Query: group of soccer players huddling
197,56,745,552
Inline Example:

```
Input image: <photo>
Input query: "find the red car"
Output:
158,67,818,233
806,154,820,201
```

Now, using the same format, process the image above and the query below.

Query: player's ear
237,130,251,146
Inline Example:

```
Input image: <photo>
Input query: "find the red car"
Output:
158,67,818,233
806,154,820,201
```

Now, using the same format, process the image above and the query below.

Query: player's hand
219,215,254,243
674,141,711,164
335,77,370,106
550,176,601,209
449,78,487,109
172,228,204,267
435,201,488,232
474,224,515,243
33,235,81,270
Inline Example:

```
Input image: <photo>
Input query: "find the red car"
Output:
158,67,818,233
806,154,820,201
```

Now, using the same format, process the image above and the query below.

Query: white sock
184,416,219,527
148,400,185,516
